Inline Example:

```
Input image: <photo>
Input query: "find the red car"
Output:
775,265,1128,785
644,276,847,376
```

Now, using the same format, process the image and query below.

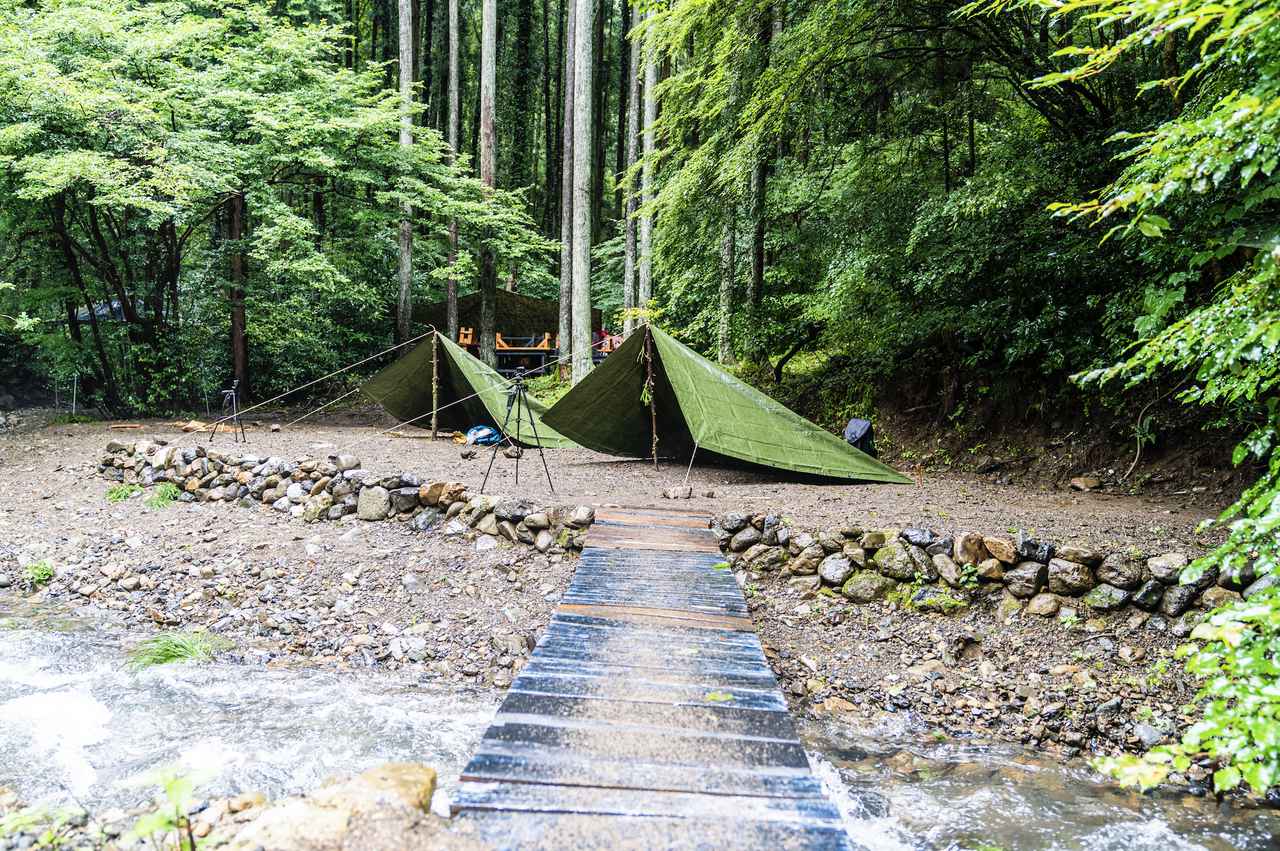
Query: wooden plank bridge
452,505,856,849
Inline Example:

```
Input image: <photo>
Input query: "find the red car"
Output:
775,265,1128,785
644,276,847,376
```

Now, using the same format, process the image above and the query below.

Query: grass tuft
106,483,143,503
145,482,182,509
23,560,54,588
126,631,232,672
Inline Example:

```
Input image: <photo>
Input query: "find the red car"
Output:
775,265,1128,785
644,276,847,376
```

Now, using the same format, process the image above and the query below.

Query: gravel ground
0,411,1237,798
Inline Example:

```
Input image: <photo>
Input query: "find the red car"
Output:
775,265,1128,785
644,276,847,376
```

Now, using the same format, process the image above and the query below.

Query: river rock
475,512,499,536
841,543,867,567
334,454,361,472
1131,580,1165,611
911,586,967,614
1244,573,1280,600
302,493,334,523
746,544,786,569
873,542,917,582
789,532,816,555
1015,532,1054,564
1097,552,1142,589
976,558,1004,582
567,505,595,528
1056,544,1102,567
1147,552,1188,583
818,554,854,586
818,530,844,554
953,532,988,565
901,528,934,548
523,512,551,531
1047,558,1094,596
410,508,442,532
789,544,824,575
925,535,954,558
982,536,1017,564
1026,593,1060,617
1159,584,1199,617
1198,586,1241,609
729,526,762,552
1004,561,1047,598
390,487,419,514
286,482,306,503
720,512,750,533
841,571,896,603
356,486,391,521
475,535,499,552
493,498,535,523
1083,583,1130,612
534,530,555,552
933,554,962,588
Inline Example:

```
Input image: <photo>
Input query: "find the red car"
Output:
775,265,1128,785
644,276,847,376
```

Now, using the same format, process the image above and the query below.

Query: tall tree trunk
227,192,249,397
513,0,534,190
614,0,630,216
748,162,765,309
345,0,356,68
622,5,640,337
637,15,656,321
570,0,594,383
478,0,498,366
541,0,555,232
718,205,736,365
558,0,577,371
421,0,436,125
52,194,119,410
397,0,416,343
590,0,608,243
446,0,460,342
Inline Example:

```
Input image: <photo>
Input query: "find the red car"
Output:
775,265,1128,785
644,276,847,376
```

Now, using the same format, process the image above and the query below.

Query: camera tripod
481,368,555,494
210,379,248,444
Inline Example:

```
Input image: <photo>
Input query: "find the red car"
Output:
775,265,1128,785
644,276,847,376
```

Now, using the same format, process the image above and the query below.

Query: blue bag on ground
466,425,501,446
843,418,877,457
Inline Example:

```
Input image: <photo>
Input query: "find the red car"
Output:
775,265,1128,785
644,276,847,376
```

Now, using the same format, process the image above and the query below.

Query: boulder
789,544,825,575
841,571,897,603
356,486,391,521
976,558,1004,582
1004,561,1047,598
933,554,962,588
1082,583,1130,612
953,532,988,565
1097,552,1142,590
567,505,595,528
1160,584,1198,617
1131,580,1165,612
1015,532,1054,564
729,526,762,552
1047,558,1094,596
1026,593,1060,617
901,528,934,548
818,554,854,586
982,535,1017,564
1056,544,1102,567
492,498,535,523
1147,552,1188,584
873,542,917,582
390,487,420,514
720,512,750,534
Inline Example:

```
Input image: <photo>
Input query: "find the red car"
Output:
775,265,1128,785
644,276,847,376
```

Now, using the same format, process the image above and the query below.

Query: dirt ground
0,408,1239,796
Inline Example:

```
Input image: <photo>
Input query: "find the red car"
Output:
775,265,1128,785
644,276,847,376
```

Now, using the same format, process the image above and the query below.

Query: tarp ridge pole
431,331,439,439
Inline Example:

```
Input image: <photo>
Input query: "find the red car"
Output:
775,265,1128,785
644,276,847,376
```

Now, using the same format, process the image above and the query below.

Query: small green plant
23,560,54,589
126,631,232,672
712,561,731,571
0,805,79,848
125,770,204,850
49,412,96,425
106,483,142,503
1145,657,1171,689
145,483,182,509
1060,614,1081,629
958,562,980,589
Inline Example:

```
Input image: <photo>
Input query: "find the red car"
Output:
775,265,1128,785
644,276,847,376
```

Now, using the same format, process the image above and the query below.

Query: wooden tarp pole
645,328,658,469
431,332,439,438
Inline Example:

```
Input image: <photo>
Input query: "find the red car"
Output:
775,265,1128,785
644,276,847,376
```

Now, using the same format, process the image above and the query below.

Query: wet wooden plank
453,507,852,849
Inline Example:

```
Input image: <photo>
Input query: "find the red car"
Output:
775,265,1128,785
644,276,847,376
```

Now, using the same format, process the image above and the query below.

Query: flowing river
2,600,1276,849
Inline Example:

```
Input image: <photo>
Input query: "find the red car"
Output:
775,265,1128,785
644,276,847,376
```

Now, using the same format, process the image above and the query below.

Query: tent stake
431,332,439,439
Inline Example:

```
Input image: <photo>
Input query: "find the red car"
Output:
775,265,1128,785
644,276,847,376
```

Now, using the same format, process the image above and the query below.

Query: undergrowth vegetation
126,631,233,672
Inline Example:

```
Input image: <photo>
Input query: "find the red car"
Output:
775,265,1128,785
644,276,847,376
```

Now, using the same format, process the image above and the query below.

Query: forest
1,0,1279,797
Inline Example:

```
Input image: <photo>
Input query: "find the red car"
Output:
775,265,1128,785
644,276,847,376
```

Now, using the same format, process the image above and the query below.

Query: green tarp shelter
542,326,911,483
361,332,576,448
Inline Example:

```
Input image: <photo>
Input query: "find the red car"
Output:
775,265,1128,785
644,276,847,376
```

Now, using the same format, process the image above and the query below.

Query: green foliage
23,560,54,588
145,482,183,509
125,769,205,850
0,805,82,849
106,483,142,503
126,630,233,671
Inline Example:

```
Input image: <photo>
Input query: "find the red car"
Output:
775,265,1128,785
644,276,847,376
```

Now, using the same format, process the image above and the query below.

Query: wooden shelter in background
412,291,603,342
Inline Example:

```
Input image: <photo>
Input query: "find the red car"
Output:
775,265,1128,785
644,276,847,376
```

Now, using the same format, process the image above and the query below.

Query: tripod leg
513,391,522,487
480,389,519,494
522,387,556,495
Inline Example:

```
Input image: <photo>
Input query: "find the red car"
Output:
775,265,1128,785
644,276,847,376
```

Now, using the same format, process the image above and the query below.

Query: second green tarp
542,326,911,483
360,332,576,448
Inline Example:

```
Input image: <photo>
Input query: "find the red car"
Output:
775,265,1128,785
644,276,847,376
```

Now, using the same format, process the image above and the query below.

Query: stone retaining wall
713,512,1276,618
99,440,595,554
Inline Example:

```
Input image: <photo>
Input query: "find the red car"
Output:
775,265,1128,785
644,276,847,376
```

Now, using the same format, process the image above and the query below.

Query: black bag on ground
843,418,877,457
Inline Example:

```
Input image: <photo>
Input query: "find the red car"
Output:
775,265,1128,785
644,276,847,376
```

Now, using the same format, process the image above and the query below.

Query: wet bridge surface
452,505,855,849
